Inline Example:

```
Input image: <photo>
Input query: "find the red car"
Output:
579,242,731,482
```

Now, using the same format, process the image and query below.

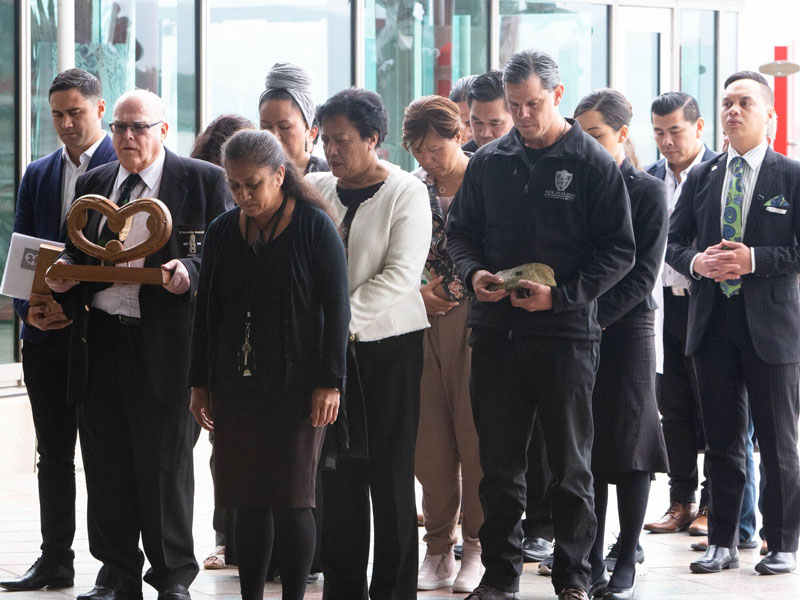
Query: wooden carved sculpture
46,194,173,285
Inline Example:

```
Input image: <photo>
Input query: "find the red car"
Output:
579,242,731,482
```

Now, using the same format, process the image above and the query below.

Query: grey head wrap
260,61,316,129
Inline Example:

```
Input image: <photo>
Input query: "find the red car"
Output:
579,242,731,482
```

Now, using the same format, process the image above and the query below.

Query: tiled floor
1,440,798,599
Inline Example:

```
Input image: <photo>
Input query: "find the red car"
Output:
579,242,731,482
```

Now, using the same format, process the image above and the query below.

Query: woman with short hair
401,95,484,593
306,87,431,600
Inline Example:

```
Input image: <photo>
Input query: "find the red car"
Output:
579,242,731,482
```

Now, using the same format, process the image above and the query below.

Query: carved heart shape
67,194,173,264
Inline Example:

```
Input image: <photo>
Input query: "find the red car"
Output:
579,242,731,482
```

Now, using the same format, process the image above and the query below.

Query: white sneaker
453,549,485,593
417,549,457,590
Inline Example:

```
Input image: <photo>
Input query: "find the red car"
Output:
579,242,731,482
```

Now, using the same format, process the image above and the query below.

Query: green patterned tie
720,156,744,297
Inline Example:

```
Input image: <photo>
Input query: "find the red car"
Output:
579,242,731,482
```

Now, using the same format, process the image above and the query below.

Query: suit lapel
744,148,779,240
145,149,187,267
706,155,727,241
49,153,67,241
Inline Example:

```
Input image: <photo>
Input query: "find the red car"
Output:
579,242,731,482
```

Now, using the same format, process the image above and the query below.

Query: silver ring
436,311,445,316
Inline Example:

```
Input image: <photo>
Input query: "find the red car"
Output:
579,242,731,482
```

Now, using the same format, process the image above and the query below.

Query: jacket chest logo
544,170,576,201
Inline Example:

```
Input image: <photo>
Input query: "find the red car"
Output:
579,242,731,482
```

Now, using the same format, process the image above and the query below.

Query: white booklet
0,233,64,299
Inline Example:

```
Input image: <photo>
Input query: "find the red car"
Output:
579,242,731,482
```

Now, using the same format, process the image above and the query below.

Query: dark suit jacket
597,159,668,328
645,145,718,181
54,148,233,404
666,147,800,365
13,136,117,342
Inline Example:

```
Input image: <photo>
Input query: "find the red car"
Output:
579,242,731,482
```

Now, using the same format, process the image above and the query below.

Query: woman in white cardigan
306,88,430,600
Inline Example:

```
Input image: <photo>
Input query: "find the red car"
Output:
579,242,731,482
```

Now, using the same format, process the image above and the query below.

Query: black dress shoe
589,569,610,598
157,583,191,600
755,551,796,575
522,537,553,562
689,545,739,573
78,586,118,600
0,556,74,591
464,584,519,599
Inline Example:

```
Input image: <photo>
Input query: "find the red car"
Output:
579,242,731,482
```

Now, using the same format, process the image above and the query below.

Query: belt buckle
117,314,141,326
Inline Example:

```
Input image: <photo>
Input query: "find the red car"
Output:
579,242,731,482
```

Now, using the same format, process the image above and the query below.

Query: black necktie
100,173,142,247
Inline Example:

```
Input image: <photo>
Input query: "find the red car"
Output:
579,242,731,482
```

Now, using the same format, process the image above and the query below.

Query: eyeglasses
109,121,163,135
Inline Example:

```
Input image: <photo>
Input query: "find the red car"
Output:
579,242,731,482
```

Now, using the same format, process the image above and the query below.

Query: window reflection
498,1,608,119
208,0,351,126
365,0,488,171
0,0,15,362
680,9,717,150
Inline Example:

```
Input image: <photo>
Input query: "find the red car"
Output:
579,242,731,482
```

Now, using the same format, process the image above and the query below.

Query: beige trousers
415,300,483,554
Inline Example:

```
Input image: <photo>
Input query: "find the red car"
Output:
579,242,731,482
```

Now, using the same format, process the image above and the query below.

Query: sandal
203,546,227,569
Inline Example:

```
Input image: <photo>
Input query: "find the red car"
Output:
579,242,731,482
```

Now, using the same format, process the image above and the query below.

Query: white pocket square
766,206,788,214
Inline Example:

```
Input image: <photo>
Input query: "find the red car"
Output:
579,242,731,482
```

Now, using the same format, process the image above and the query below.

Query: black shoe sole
754,563,795,575
690,559,739,573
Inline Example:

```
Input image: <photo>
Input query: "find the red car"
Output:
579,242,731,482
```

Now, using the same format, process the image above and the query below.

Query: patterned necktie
99,173,141,248
720,156,744,297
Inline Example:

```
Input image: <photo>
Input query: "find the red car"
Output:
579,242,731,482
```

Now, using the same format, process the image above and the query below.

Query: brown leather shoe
644,502,696,533
688,506,709,536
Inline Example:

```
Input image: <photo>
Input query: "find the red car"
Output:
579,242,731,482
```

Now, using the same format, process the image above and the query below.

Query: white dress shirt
689,141,766,278
92,149,166,317
61,134,107,227
661,145,707,290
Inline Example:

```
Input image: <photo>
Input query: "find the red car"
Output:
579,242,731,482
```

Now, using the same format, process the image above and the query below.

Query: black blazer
645,145,718,181
13,136,117,342
54,148,233,404
597,159,668,328
666,147,800,365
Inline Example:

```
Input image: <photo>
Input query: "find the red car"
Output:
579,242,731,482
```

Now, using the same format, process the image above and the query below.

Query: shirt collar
665,144,707,184
61,132,107,167
727,140,768,172
115,147,166,192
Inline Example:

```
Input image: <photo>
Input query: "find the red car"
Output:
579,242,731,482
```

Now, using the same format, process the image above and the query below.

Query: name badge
766,206,788,215
178,225,205,257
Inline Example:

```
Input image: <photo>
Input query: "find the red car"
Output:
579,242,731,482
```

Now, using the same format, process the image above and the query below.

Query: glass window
208,0,351,128
365,0,489,171
31,0,197,160
0,0,16,363
498,1,608,119
680,9,717,150
625,31,661,166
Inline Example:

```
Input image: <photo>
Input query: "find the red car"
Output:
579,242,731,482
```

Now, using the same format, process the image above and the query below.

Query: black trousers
692,292,800,550
79,311,200,595
21,328,77,565
522,417,553,541
322,330,423,600
659,290,709,506
470,331,598,594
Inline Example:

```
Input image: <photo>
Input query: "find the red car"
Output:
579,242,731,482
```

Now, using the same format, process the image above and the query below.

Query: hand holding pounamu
472,270,509,303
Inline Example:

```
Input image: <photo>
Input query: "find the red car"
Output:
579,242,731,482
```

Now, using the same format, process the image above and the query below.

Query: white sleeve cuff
689,254,702,280
750,247,756,274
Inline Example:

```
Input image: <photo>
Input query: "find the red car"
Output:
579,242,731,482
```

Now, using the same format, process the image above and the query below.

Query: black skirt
591,310,668,476
211,386,325,508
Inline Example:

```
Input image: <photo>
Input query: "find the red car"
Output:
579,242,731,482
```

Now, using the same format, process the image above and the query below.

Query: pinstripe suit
666,146,800,552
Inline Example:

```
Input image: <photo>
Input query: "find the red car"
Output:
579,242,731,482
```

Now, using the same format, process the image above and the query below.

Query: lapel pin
711,165,718,172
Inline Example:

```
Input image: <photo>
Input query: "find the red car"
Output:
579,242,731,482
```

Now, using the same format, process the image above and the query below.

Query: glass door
613,7,673,166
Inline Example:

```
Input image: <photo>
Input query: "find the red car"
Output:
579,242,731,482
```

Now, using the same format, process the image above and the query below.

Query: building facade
0,0,785,375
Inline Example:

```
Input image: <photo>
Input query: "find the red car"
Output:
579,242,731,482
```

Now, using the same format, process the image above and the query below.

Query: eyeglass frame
109,120,164,135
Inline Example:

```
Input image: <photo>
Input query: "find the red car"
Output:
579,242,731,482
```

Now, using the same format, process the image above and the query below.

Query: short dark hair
502,49,560,90
315,88,389,147
574,89,632,131
191,114,255,167
449,75,477,103
466,70,506,108
650,91,701,123
724,70,774,105
49,68,102,100
402,95,463,151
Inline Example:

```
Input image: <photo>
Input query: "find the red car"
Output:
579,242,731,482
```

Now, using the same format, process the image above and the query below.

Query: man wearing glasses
47,89,232,600
1,69,116,594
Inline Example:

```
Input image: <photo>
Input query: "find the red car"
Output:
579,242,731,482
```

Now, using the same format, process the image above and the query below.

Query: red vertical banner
774,46,789,156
